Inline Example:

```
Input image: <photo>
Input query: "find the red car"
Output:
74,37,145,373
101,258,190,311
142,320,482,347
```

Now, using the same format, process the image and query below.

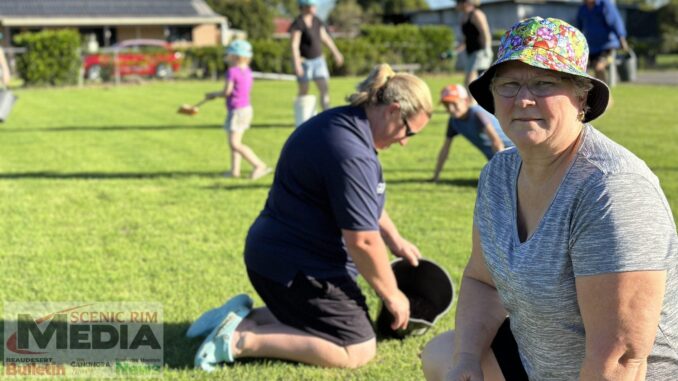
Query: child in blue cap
206,40,271,180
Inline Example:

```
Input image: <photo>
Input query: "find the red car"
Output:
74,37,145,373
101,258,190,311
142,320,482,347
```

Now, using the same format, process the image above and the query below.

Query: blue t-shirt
245,106,386,284
575,0,627,54
446,105,512,160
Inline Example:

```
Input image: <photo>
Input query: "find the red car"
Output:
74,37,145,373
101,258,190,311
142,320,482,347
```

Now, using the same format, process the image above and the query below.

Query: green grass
654,54,678,70
1,76,677,380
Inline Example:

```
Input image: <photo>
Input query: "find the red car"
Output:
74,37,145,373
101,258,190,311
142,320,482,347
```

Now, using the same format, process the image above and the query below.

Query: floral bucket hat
469,17,610,123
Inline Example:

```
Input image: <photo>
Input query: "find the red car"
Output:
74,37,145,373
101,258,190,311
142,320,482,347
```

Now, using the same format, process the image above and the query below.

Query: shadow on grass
0,123,293,133
0,171,228,180
166,322,201,369
387,177,478,188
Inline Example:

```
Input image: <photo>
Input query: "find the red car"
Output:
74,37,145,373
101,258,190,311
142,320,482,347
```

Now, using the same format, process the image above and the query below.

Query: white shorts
225,106,253,133
466,48,493,74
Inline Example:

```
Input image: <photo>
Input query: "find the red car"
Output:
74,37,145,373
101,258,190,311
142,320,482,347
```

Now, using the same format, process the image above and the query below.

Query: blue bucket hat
469,17,610,123
298,0,317,6
226,39,252,58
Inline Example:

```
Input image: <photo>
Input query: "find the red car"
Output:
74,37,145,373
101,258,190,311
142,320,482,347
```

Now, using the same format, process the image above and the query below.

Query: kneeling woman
195,63,433,370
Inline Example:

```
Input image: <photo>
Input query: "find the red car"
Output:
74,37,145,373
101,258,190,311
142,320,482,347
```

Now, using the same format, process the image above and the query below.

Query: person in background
454,0,493,91
205,40,271,180
431,84,512,183
289,0,344,112
421,17,677,380
576,0,629,83
190,64,432,371
0,33,11,87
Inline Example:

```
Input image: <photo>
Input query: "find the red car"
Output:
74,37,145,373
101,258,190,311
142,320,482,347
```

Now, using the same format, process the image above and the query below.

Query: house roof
0,0,225,27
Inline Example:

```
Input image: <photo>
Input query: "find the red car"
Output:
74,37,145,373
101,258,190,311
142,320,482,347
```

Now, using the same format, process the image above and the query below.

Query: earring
577,110,586,122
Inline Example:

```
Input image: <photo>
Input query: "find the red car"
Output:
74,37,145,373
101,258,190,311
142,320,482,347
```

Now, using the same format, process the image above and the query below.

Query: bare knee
298,82,310,96
421,331,455,381
342,338,376,368
229,142,245,153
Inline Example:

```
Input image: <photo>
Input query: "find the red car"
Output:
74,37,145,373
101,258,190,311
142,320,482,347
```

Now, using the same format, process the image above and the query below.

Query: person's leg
232,309,376,368
593,55,608,83
464,50,481,90
297,80,310,96
236,269,376,368
229,130,266,174
315,78,330,110
227,131,243,177
421,330,505,381
297,59,312,96
432,138,453,183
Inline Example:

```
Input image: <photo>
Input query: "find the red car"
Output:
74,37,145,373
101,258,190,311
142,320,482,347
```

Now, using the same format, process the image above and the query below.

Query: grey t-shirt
474,125,677,379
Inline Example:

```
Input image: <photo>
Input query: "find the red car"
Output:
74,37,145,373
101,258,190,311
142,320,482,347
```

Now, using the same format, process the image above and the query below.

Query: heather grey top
475,125,678,380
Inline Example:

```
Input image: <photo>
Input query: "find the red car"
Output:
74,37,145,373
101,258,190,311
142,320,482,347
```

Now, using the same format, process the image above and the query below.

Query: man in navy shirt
576,0,629,83
191,64,433,370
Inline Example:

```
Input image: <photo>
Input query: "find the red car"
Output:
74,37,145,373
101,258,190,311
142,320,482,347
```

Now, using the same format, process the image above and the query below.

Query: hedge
14,29,82,86
182,24,454,78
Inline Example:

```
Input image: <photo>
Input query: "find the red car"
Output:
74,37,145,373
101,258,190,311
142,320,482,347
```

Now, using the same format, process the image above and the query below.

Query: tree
329,0,374,35
206,0,275,39
658,0,678,52
357,0,428,17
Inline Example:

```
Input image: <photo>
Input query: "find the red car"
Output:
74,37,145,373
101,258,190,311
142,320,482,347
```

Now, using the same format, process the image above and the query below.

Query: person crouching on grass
188,63,433,370
205,39,271,180
431,84,512,183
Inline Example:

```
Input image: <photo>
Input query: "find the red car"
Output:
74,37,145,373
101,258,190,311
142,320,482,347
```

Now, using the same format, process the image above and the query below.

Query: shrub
251,39,293,74
181,46,226,79
179,24,454,78
14,29,81,86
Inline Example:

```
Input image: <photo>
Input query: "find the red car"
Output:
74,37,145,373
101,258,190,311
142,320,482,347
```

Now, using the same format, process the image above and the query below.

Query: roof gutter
0,16,226,27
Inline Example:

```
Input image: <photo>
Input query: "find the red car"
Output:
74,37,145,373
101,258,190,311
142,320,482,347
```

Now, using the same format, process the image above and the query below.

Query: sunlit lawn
0,74,676,380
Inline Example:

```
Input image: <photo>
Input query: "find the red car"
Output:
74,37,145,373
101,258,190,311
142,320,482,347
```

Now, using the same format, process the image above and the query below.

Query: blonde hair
347,63,433,119
229,55,251,65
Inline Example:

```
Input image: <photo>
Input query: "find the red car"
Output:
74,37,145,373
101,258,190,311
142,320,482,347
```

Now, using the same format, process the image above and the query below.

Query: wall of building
192,24,217,46
117,25,165,41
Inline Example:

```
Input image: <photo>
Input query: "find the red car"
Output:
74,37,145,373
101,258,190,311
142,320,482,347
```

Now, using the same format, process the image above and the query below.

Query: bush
181,46,226,79
330,39,380,76
14,29,81,86
251,39,293,74
179,24,454,78
359,24,454,73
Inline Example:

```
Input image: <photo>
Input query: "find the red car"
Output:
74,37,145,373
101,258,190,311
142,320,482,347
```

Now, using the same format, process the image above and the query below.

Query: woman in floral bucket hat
421,17,677,380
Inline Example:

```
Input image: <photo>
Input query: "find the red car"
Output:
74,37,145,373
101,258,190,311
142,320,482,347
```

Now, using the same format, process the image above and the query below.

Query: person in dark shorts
289,0,343,112
192,64,433,370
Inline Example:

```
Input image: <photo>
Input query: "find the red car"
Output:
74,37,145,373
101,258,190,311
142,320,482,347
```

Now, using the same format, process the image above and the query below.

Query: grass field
1,75,677,380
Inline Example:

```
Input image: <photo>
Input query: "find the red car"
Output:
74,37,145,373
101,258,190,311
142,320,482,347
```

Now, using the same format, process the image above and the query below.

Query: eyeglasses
492,76,570,98
402,117,416,137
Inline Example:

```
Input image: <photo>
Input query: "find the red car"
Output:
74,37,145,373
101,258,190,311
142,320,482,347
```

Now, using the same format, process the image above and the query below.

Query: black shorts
491,318,529,380
247,268,375,347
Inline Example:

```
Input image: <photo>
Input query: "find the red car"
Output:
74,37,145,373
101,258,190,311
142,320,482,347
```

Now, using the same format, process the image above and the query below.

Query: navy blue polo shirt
244,106,386,284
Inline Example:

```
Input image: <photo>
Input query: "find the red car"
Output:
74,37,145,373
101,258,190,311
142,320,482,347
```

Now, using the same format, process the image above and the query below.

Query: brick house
0,0,229,48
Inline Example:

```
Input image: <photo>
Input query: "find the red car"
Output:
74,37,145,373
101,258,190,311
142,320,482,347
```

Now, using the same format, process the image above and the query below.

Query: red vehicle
83,39,182,80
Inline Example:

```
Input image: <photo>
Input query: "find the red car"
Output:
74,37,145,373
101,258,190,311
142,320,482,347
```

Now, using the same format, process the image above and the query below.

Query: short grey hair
566,74,594,115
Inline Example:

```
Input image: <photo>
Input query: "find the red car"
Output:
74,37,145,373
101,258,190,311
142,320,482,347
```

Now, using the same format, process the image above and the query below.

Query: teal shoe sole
187,294,253,338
